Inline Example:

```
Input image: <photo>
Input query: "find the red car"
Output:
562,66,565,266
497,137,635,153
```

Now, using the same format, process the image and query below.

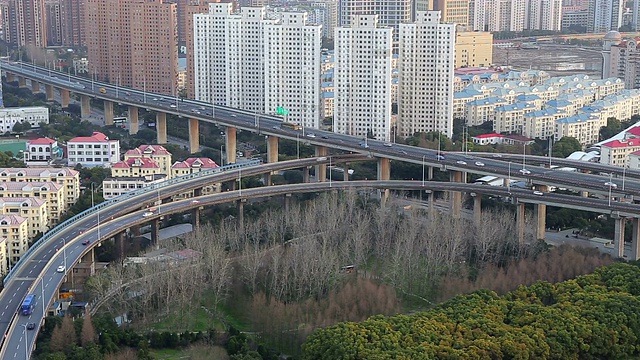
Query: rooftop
473,133,504,139
0,168,78,177
601,139,640,148
69,131,113,143
172,157,219,169
112,157,160,169
125,145,171,157
27,137,57,146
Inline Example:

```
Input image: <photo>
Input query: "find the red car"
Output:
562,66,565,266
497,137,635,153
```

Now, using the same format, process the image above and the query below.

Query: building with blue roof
523,108,565,139
494,102,539,133
556,113,603,146
465,97,509,126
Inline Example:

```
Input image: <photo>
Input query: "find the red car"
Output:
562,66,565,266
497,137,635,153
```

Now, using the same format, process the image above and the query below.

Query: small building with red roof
472,133,503,145
23,137,63,167
67,132,120,168
171,157,219,178
600,138,640,167
124,145,172,174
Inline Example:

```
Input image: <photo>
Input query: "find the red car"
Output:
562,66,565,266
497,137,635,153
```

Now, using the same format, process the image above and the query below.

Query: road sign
276,107,289,116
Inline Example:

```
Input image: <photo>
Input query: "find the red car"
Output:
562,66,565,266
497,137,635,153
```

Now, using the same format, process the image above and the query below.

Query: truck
99,87,107,94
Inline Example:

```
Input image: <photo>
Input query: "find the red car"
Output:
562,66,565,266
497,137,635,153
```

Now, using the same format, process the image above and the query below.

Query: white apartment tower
472,0,561,31
398,11,455,138
587,0,623,33
338,0,412,41
334,15,392,141
264,13,322,128
193,5,322,127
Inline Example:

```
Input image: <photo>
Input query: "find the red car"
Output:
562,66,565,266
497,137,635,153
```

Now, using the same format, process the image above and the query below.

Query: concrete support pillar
194,187,202,197
104,101,114,126
90,248,96,276
236,199,245,228
130,225,141,237
428,166,434,180
377,157,391,205
128,106,139,135
5,73,14,82
226,127,237,164
580,191,589,198
631,218,640,261
284,193,292,214
31,81,40,94
303,167,310,183
534,204,546,240
188,118,199,153
151,218,160,249
156,112,167,144
343,162,349,181
516,202,525,245
60,89,70,108
80,95,91,119
191,208,200,229
267,136,279,163
614,217,626,258
115,232,125,260
17,76,26,88
45,84,54,101
449,171,463,218
473,195,482,226
315,146,328,182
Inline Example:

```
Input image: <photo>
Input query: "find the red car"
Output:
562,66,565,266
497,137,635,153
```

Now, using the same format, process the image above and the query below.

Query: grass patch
149,348,184,360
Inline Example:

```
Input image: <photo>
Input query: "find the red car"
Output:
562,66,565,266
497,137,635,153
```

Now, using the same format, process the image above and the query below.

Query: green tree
552,137,582,157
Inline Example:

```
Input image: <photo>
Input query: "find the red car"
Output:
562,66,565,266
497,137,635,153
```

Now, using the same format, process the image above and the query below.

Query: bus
21,294,35,316
113,117,127,125
281,122,302,130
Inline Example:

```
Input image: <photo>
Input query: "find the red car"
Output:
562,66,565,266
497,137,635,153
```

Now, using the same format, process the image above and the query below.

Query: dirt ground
493,45,603,78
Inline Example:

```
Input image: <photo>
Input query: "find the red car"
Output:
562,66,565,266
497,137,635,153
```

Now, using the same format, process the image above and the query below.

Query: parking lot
493,45,603,78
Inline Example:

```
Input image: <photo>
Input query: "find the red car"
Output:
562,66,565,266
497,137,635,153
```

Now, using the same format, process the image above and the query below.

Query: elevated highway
4,61,640,198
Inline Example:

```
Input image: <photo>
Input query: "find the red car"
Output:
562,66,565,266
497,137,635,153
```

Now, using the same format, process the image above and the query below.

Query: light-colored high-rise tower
309,1,337,39
45,0,63,46
193,5,322,127
86,0,178,95
398,11,455,138
587,0,623,33
59,0,86,47
0,0,47,48
338,0,411,41
334,15,392,141
528,0,563,31
433,0,470,25
185,0,218,99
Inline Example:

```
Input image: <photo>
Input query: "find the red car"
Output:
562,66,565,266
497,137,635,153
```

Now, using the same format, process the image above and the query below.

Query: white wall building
397,11,455,138
527,0,563,31
193,5,322,128
338,0,412,41
23,137,63,167
309,1,338,39
587,0,623,33
0,107,49,133
471,0,562,31
67,132,120,168
333,15,392,141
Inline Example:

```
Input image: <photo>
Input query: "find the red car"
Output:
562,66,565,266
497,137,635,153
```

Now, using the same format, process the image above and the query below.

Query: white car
519,169,531,175
306,133,316,138
191,200,200,204
142,211,154,218
56,265,65,273
169,104,177,108
533,191,544,196
474,161,485,167
383,143,393,147
456,160,467,165
604,181,618,188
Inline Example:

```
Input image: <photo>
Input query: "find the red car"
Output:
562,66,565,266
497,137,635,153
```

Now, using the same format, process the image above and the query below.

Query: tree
81,311,98,346
49,315,77,353
552,137,582,157
600,117,622,141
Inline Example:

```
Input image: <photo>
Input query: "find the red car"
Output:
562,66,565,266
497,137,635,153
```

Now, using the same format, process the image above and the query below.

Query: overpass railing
3,159,261,286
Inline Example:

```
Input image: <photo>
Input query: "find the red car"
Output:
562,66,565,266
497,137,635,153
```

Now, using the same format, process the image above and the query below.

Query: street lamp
329,156,332,187
608,173,613,207
508,162,512,193
623,167,626,191
296,134,300,159
143,71,147,103
220,145,224,166
238,168,242,196
41,278,45,314
422,155,426,187
20,324,28,359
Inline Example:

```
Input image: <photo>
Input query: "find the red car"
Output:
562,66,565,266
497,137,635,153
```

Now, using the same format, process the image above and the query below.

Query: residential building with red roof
600,139,640,167
0,168,80,206
124,145,172,175
23,137,63,167
171,157,219,178
68,132,120,168
0,197,48,238
0,182,67,224
0,214,28,266
472,133,503,145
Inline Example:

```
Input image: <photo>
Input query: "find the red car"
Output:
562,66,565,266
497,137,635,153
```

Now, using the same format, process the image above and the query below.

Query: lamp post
623,167,626,191
508,162,512,193
329,156,332,187
67,68,71,83
608,172,613,207
143,72,147,103
422,155,426,187
522,143,527,171
220,145,224,166
238,168,242,196
41,278,45,314
20,324,28,359
296,134,300,159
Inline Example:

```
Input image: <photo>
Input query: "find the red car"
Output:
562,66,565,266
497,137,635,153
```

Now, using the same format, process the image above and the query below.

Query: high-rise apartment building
338,0,411,41
587,0,623,33
334,15,392,141
471,0,560,31
309,1,338,39
193,5,322,127
433,0,470,25
59,0,86,46
45,0,63,46
185,0,218,99
0,0,47,48
398,11,455,138
86,0,178,95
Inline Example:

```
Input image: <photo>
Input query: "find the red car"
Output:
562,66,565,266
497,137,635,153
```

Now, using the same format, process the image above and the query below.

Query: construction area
493,45,603,78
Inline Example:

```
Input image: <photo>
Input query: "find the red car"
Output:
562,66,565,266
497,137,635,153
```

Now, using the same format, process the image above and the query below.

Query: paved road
4,61,640,198
0,155,366,359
